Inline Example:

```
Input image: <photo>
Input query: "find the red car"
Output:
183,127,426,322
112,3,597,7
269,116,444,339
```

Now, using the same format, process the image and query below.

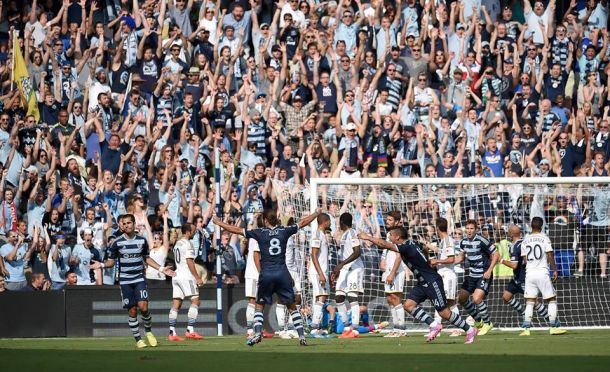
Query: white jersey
521,232,553,274
436,236,457,273
244,239,260,280
381,248,405,275
146,247,168,280
173,239,196,280
339,228,363,270
309,229,330,274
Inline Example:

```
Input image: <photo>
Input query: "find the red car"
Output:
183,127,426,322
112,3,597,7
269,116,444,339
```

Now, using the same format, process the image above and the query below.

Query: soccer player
457,219,499,336
167,224,204,341
330,213,364,339
359,228,477,344
279,225,304,339
91,214,175,348
520,217,566,336
429,218,461,337
245,234,260,336
381,211,407,337
499,224,550,329
212,208,321,346
308,213,332,338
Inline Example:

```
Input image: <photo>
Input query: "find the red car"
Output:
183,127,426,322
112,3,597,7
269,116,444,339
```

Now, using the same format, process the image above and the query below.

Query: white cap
346,123,357,130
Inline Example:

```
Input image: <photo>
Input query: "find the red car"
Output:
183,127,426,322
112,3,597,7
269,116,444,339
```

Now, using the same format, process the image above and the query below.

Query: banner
13,33,40,122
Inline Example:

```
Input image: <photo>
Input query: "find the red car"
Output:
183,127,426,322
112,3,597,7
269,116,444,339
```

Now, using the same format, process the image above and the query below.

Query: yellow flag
13,33,40,122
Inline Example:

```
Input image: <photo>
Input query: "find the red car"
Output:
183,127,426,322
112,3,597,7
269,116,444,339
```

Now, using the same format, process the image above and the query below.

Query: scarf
1,200,18,233
123,31,138,68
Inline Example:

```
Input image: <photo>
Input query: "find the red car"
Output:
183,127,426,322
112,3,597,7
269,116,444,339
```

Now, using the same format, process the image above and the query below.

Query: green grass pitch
1,330,609,372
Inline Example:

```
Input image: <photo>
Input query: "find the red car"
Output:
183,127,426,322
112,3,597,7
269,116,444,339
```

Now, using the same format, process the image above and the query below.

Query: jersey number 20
269,238,281,256
525,244,543,261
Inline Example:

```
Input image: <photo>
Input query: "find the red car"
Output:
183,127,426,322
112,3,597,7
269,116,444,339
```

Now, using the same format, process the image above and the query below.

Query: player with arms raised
457,219,499,336
520,217,566,336
359,228,477,344
309,213,332,337
91,214,175,348
213,208,321,346
331,213,364,339
167,224,204,341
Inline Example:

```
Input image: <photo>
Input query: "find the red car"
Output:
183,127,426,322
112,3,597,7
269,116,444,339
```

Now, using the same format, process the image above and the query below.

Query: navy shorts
120,281,149,309
461,275,493,295
256,270,295,305
407,278,448,311
505,279,524,295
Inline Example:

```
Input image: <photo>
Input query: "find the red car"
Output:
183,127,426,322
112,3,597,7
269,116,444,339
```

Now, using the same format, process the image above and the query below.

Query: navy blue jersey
509,239,525,283
459,234,496,278
396,240,441,285
245,225,299,272
108,234,149,285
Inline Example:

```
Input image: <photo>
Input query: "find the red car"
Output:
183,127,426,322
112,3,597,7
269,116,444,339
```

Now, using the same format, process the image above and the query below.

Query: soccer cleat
478,322,494,336
185,331,204,340
426,323,443,342
465,327,478,344
145,332,158,347
299,338,308,346
287,330,299,339
338,329,360,338
136,340,148,349
376,321,390,330
474,319,484,329
168,334,185,342
279,330,292,339
449,329,463,337
384,331,400,338
519,329,531,336
550,327,567,335
246,329,254,338
573,271,583,278
247,333,262,347
262,330,274,338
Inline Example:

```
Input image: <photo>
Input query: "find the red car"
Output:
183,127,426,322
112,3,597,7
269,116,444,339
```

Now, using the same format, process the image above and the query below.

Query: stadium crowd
0,0,609,293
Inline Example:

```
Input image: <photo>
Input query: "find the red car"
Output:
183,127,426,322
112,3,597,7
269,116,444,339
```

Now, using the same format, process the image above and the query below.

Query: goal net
272,177,610,331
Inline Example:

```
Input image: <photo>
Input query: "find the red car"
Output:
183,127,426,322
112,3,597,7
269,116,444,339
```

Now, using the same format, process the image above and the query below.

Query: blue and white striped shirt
108,234,149,285
459,234,496,278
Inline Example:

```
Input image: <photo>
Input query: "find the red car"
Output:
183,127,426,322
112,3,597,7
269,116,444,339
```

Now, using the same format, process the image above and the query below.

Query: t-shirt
245,225,299,272
521,233,553,274
0,243,28,282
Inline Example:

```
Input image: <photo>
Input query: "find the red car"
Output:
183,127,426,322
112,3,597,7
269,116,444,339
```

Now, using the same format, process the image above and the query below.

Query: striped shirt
247,120,270,159
551,37,570,70
459,234,496,278
108,234,150,285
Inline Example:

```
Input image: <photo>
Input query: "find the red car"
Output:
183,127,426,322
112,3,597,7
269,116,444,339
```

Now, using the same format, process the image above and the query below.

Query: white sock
394,304,405,330
312,302,324,329
246,302,255,331
187,304,198,333
350,302,360,327
434,310,442,325
524,301,534,326
548,301,558,325
276,304,287,330
168,308,178,336
390,305,398,330
451,305,459,317
337,302,349,325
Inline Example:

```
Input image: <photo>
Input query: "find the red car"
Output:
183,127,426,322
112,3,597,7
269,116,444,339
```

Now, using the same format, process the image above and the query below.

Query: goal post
272,177,610,331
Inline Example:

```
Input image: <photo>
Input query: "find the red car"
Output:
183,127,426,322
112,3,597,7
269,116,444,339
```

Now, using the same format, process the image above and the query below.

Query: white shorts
245,277,258,298
382,271,405,294
172,277,198,300
524,272,556,300
335,267,364,295
289,270,302,294
309,272,330,298
439,270,458,300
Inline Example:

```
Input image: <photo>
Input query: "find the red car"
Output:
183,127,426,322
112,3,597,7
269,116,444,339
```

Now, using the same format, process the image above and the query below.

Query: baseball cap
25,165,38,174
456,23,466,30
293,95,302,101
188,66,200,75
481,41,490,47
539,159,550,166
346,123,357,131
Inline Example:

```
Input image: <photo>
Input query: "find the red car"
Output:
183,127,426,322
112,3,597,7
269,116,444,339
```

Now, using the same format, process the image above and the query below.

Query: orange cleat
168,334,184,342
185,331,204,340
262,330,275,338
338,329,360,338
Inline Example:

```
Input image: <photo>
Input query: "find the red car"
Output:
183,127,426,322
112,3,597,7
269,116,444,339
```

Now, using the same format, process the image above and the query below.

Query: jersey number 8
525,244,543,261
269,238,281,256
